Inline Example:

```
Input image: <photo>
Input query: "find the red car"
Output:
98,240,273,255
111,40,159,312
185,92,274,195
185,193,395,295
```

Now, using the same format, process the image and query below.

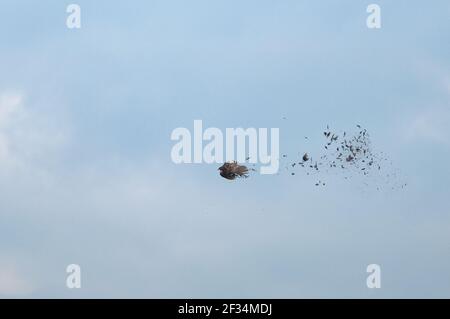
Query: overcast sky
0,0,449,298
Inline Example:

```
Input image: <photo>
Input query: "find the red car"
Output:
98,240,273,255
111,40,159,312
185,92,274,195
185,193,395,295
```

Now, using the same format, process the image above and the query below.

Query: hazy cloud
0,259,33,297
404,108,450,145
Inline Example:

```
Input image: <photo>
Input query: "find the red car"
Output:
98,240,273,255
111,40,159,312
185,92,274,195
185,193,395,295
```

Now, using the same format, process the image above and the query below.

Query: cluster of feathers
217,125,405,191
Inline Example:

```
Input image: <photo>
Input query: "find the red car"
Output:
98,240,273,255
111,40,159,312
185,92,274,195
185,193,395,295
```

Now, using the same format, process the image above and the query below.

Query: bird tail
234,165,249,177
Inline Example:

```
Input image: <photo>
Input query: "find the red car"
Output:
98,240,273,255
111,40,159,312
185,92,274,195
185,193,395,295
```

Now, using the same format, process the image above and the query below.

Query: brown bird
218,161,249,180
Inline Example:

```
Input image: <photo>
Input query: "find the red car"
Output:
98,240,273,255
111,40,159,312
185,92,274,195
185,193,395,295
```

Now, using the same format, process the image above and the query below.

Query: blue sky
0,0,449,298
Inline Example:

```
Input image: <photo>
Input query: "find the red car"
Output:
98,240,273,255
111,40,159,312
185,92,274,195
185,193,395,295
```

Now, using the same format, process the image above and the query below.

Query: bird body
218,161,249,180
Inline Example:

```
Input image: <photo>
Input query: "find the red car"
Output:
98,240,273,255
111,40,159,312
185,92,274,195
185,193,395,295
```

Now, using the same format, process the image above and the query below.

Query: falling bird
218,161,249,180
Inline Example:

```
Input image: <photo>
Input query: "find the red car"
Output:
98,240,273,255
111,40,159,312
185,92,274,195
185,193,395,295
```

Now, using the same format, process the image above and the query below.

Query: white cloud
0,93,22,123
404,108,450,145
0,91,68,171
406,108,450,145
445,76,450,95
0,260,33,297
401,61,450,145
0,92,23,161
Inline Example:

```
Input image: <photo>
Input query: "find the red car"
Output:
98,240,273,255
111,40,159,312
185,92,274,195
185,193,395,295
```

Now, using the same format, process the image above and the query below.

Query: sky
0,0,449,298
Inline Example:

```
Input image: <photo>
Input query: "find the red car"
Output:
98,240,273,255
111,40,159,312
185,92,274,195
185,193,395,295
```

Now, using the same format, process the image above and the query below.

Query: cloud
0,92,23,161
0,91,68,171
445,76,450,95
400,63,450,146
404,108,450,145
0,260,33,297
0,93,22,122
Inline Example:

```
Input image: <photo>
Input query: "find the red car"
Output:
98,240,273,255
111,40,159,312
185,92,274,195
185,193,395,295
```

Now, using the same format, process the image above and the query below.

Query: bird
218,161,249,180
